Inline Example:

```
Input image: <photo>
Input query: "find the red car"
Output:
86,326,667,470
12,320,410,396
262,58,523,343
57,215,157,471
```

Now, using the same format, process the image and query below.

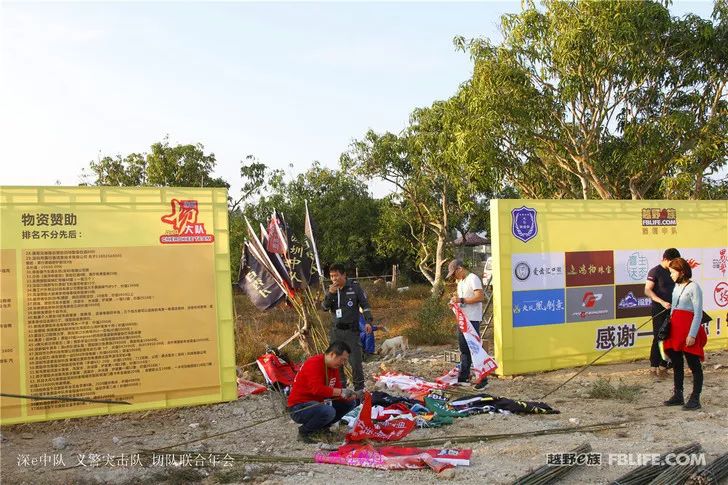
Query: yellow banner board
0,187,236,424
490,199,728,376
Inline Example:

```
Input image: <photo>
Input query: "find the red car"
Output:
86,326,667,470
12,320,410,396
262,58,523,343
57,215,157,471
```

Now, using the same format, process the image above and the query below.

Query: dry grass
233,283,455,370
587,377,644,402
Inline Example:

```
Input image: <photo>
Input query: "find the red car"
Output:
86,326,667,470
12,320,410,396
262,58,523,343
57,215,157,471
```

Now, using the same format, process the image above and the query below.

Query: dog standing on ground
378,335,409,356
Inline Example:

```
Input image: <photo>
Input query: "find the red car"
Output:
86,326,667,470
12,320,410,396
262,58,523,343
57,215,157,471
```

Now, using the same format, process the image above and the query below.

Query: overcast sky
0,1,715,199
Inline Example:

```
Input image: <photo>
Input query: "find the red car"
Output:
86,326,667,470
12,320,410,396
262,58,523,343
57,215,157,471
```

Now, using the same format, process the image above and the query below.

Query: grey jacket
322,279,373,329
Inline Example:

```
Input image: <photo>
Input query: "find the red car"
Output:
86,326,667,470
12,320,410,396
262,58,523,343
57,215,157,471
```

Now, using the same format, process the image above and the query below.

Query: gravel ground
2,347,727,485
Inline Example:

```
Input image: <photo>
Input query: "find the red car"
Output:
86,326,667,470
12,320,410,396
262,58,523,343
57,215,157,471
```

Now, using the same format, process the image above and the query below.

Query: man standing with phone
322,263,373,391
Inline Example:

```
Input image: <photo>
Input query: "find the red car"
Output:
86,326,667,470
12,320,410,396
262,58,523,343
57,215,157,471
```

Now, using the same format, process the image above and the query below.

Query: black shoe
664,393,684,406
683,394,701,410
474,378,489,390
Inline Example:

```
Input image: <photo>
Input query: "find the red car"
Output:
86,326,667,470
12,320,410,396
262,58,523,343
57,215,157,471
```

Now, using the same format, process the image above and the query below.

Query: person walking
662,257,708,410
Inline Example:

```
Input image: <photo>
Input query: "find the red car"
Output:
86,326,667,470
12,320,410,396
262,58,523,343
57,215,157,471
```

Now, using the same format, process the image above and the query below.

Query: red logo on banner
565,251,614,287
715,282,728,308
160,199,214,244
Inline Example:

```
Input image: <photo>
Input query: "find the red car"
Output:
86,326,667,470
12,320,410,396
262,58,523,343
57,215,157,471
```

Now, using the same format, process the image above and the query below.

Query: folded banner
315,444,471,472
449,303,498,383
255,352,299,390
236,378,267,399
346,392,416,442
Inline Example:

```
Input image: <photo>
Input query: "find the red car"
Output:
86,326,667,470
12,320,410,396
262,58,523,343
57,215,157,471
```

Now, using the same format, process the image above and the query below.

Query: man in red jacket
287,341,358,443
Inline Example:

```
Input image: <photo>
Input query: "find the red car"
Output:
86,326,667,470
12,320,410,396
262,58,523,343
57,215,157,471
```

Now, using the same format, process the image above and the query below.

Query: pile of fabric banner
314,388,558,473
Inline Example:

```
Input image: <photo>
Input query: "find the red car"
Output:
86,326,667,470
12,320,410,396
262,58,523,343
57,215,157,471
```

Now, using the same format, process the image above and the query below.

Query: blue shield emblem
512,206,538,242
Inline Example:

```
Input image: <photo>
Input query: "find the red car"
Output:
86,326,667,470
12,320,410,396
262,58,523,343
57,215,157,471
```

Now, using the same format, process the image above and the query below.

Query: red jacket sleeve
292,355,338,401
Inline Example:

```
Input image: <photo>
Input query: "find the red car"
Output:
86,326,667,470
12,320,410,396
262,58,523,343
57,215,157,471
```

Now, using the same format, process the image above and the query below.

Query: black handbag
657,315,671,341
657,284,689,341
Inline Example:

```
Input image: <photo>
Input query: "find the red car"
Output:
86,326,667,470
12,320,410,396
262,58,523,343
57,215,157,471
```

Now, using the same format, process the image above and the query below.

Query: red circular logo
715,282,728,307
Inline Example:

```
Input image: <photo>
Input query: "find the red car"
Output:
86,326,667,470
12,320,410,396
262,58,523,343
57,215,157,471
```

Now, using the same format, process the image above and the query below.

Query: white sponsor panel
614,249,661,285
704,280,728,311
511,252,565,291
702,247,728,281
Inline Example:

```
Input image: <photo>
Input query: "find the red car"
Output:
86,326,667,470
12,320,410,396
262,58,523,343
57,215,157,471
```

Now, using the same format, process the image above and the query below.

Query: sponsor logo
615,284,652,319
618,291,651,309
512,289,566,327
712,249,728,278
566,285,615,323
514,261,531,281
626,252,650,281
160,199,214,244
582,292,602,308
511,206,538,243
715,282,728,308
565,251,615,287
641,208,677,226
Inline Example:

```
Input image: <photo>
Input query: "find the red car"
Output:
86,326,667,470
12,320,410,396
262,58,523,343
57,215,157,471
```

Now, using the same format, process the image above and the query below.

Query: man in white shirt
447,259,485,385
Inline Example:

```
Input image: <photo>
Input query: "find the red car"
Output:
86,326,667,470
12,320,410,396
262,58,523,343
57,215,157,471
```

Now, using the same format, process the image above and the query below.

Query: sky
0,1,716,200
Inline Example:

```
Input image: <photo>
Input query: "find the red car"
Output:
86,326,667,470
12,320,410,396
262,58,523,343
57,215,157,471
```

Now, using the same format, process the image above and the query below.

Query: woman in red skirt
663,258,707,410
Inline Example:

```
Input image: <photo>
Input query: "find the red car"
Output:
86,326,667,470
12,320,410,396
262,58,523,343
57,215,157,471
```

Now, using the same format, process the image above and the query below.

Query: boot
682,393,701,410
663,389,684,406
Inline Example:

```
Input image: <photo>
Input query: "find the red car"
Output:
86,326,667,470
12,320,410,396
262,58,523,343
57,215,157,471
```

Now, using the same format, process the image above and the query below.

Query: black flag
238,245,286,310
286,233,314,289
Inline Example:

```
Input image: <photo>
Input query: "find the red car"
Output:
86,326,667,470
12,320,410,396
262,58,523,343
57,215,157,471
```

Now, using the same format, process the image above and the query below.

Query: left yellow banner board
0,187,236,424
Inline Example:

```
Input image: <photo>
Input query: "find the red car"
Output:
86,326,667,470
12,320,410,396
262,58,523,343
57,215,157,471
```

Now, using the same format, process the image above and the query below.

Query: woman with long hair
662,257,708,410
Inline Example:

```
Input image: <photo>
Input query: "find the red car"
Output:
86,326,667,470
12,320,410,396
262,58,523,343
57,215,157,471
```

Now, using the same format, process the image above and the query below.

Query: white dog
378,335,409,356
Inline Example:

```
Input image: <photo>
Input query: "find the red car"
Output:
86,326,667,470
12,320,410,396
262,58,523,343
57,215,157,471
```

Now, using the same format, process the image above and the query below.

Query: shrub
406,296,456,346
587,377,643,402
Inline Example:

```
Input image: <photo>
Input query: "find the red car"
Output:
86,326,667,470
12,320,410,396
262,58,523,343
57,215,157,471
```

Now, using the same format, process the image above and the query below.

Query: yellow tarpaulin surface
0,187,236,424
490,199,728,375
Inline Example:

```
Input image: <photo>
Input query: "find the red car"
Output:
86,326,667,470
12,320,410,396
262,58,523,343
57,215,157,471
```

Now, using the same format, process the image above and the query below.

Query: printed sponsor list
19,246,219,414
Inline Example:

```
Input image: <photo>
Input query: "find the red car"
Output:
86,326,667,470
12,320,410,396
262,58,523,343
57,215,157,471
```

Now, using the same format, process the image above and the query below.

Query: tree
456,0,727,199
234,161,389,278
82,137,228,188
341,99,501,291
83,153,147,186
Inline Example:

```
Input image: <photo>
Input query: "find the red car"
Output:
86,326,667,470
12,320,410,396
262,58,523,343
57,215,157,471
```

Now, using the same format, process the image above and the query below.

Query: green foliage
458,0,727,199
239,162,393,276
406,295,456,346
83,136,228,188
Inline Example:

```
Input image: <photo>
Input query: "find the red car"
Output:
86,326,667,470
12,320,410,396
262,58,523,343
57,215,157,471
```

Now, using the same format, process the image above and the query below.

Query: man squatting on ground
321,263,373,391
287,341,358,443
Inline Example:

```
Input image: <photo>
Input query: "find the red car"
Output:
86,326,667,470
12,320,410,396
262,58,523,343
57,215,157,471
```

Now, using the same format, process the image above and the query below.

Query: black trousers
665,349,703,397
650,303,669,368
458,320,480,382
329,326,365,390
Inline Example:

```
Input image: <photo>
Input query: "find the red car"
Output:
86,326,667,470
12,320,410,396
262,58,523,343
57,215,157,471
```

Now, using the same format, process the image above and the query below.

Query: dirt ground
1,347,727,485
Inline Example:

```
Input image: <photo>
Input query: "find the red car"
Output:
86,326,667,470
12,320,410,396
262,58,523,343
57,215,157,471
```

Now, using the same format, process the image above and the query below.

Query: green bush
406,296,456,346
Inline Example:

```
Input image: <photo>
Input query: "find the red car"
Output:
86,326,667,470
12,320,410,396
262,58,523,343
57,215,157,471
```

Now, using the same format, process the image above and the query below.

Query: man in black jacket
322,263,373,390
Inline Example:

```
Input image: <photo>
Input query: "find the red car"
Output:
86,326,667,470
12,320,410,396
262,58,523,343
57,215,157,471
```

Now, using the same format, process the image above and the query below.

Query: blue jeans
458,320,480,382
288,400,356,435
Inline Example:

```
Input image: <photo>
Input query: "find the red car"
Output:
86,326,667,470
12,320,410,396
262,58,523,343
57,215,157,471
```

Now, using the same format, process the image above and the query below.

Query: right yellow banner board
490,200,728,376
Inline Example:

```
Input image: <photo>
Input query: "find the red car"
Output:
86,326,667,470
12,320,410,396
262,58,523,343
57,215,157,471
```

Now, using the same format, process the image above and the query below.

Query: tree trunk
431,230,446,297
